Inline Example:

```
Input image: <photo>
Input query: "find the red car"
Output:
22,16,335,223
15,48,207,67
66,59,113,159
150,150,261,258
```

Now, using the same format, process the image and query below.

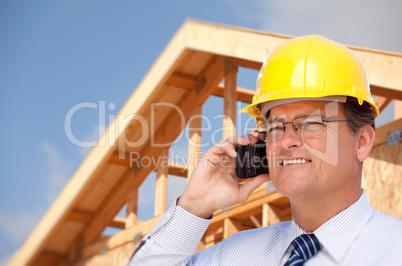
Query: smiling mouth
281,158,312,166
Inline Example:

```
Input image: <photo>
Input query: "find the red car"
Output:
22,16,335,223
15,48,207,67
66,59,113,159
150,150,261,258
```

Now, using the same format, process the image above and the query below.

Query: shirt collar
284,219,306,255
283,190,374,263
314,190,374,262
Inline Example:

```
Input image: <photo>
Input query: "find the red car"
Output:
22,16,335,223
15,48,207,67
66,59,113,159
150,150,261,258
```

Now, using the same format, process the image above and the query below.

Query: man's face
266,101,361,200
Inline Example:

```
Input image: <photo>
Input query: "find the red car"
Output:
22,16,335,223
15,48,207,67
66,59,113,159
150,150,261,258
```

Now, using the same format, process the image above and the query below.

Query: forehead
268,101,345,119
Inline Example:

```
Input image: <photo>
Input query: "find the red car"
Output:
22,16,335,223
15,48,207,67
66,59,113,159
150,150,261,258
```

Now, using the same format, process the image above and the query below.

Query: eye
304,121,324,126
302,121,325,133
268,126,284,132
267,121,284,133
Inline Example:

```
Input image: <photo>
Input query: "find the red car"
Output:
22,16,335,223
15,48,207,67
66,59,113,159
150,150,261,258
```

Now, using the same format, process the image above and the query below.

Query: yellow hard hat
240,35,379,121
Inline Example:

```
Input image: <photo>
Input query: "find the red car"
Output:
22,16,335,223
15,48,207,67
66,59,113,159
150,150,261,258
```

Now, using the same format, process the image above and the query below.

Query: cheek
304,133,344,167
266,146,279,170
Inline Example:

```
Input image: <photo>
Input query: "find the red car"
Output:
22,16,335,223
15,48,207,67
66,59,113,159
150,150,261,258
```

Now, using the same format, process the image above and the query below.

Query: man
129,35,402,265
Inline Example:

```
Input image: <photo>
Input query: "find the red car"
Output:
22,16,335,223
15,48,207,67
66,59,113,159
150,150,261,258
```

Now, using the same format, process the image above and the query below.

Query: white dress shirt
129,190,402,265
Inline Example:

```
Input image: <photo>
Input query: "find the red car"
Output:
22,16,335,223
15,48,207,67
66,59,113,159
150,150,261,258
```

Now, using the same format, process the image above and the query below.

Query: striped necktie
284,234,322,266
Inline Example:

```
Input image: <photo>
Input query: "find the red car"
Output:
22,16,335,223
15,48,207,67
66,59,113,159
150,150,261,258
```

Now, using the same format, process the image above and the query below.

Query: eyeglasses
254,115,350,142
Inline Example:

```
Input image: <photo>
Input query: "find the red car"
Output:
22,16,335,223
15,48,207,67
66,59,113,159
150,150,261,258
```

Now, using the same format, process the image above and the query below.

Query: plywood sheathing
363,119,402,218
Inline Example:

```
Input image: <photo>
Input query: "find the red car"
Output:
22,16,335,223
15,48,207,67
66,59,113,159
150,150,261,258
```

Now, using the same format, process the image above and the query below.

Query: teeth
283,158,309,166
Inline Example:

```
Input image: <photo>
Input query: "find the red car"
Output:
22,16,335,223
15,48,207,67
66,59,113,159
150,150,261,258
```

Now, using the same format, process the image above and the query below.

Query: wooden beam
280,205,292,219
66,210,93,224
167,162,188,177
262,204,268,227
188,105,202,179
106,215,161,251
74,234,84,262
374,96,392,114
373,118,402,148
204,227,223,245
354,55,402,100
166,72,197,89
249,215,262,228
184,20,289,68
233,57,262,70
395,100,402,120
126,186,138,229
223,57,238,139
109,152,188,177
33,251,64,266
262,203,281,227
81,169,134,246
76,190,287,255
185,20,402,99
195,238,206,253
166,72,254,103
242,214,262,228
109,217,126,230
223,218,242,239
213,83,254,103
155,148,169,216
81,237,109,261
371,85,402,101
109,152,133,167
97,235,111,241
80,217,160,261
130,56,225,188
209,190,288,229
81,57,225,246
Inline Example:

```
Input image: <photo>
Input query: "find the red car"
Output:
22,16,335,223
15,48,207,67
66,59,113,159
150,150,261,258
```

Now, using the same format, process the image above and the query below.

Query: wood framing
188,105,202,179
126,187,138,229
223,218,242,239
10,19,402,266
155,148,169,216
223,57,238,139
374,96,392,114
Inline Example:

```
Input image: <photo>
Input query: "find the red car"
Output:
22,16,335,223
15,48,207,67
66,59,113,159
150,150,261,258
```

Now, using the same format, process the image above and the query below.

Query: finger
244,133,260,144
212,140,237,158
227,134,260,146
238,174,271,202
211,134,261,158
224,134,259,157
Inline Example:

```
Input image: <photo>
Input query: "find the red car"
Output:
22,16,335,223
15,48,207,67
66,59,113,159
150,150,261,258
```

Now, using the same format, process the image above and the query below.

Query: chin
272,175,308,198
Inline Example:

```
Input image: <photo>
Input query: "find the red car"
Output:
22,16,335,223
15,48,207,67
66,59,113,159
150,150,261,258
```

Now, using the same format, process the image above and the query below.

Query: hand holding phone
179,136,271,219
235,140,269,179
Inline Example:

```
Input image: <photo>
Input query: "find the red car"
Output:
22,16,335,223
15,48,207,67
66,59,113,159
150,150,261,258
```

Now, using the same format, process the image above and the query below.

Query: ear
356,125,375,162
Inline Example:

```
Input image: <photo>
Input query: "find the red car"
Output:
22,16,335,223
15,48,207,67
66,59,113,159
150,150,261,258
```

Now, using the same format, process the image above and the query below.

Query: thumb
238,174,270,202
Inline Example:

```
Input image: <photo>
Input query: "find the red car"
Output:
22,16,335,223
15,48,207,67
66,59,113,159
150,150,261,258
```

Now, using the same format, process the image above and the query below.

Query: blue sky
1,0,401,264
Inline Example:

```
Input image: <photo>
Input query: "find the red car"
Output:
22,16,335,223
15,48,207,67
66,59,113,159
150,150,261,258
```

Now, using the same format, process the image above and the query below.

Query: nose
280,123,303,149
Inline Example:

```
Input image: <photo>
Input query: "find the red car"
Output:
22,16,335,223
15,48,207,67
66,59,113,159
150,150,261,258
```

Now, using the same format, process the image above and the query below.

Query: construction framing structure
10,20,402,265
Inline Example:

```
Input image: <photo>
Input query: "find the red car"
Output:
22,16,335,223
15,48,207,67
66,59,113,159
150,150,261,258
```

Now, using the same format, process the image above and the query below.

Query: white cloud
0,207,44,247
224,0,402,52
0,206,45,265
77,123,106,158
0,141,76,264
40,141,75,202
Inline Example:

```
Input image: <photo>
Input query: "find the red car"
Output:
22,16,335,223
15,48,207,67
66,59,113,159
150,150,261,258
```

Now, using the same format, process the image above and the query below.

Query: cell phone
235,140,269,179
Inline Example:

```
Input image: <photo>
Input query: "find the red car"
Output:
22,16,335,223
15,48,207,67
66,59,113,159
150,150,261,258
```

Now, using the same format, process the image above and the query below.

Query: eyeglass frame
254,115,350,142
